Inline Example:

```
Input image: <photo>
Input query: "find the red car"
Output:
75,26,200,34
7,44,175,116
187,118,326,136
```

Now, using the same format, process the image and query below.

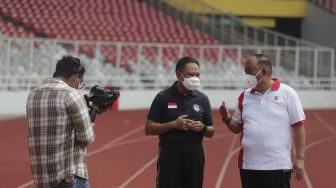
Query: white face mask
243,69,262,89
182,76,201,91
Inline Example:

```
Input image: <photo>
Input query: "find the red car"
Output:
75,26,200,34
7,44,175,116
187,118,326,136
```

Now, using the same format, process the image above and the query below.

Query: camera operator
26,56,95,188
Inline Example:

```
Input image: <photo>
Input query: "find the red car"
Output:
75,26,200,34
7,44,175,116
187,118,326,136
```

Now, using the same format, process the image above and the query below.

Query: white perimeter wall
1,89,336,117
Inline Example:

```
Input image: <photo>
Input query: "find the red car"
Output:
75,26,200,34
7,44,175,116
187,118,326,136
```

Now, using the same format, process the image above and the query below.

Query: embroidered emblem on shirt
168,102,177,109
274,96,280,101
193,104,200,112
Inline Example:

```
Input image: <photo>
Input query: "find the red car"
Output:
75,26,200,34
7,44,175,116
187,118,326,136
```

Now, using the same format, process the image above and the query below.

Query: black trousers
240,169,291,188
156,143,205,188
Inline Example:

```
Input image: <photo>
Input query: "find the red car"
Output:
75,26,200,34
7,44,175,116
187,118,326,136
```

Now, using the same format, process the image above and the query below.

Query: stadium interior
0,1,336,187
0,0,336,96
0,0,335,91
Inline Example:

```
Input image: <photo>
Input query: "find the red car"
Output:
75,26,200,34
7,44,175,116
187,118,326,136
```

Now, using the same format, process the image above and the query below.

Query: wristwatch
222,118,231,125
202,124,207,133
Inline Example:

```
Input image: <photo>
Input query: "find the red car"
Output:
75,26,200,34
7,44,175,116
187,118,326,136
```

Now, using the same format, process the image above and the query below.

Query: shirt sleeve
202,96,213,126
66,91,95,147
232,91,244,125
147,94,164,122
232,101,242,124
286,87,305,127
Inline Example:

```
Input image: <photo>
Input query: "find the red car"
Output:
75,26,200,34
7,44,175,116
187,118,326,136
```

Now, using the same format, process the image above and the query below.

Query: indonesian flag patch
168,102,177,109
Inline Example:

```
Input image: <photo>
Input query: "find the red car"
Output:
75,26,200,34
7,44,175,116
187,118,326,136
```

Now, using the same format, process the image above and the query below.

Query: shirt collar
250,78,280,94
271,78,281,91
42,77,68,86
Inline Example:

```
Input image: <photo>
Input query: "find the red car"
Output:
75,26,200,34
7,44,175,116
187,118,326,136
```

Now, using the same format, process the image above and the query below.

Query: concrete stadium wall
302,2,336,52
1,89,336,118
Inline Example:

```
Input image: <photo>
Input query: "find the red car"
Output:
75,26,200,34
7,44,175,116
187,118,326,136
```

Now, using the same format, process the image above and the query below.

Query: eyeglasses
77,75,85,89
78,82,85,89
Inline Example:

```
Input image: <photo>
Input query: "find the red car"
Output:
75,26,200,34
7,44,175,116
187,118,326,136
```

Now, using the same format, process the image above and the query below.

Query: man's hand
292,159,304,181
174,115,190,131
219,101,242,134
188,121,205,132
293,124,305,181
89,106,99,123
219,101,231,122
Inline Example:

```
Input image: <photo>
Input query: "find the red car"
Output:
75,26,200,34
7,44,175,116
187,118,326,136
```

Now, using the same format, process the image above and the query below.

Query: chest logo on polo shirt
274,96,280,101
168,102,177,109
193,104,200,112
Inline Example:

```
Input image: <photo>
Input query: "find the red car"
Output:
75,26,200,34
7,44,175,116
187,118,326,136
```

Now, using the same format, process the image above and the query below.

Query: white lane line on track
214,134,239,188
16,113,336,188
17,131,233,188
302,169,313,188
304,113,336,188
294,114,335,188
116,133,234,187
17,181,34,188
302,111,336,188
87,125,144,157
17,133,232,188
118,156,158,188
17,125,145,188
212,115,336,188
301,136,336,188
314,113,336,136
306,136,336,150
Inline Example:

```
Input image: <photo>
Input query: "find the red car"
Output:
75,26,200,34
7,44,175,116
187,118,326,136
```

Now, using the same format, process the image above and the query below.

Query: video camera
84,85,120,122
84,85,120,112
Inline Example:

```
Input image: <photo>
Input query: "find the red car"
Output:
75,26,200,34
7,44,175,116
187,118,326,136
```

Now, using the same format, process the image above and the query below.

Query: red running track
0,109,335,188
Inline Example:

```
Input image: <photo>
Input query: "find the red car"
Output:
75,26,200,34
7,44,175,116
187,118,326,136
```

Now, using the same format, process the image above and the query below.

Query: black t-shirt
147,82,213,145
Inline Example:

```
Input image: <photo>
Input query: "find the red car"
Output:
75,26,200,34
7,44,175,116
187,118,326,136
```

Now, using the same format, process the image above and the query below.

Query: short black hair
175,56,200,72
252,54,272,75
53,56,85,79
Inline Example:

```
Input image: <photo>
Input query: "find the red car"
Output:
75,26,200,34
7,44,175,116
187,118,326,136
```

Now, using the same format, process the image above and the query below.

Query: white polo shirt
232,79,305,170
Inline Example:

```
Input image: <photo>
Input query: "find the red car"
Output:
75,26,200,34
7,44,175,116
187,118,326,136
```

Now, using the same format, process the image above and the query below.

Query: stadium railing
0,36,334,91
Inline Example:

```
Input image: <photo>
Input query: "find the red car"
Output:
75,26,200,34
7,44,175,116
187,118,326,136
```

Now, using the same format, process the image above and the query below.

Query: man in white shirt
219,54,305,188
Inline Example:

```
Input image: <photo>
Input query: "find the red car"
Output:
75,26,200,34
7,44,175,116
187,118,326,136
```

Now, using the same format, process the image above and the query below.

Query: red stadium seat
0,0,218,44
0,0,222,69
